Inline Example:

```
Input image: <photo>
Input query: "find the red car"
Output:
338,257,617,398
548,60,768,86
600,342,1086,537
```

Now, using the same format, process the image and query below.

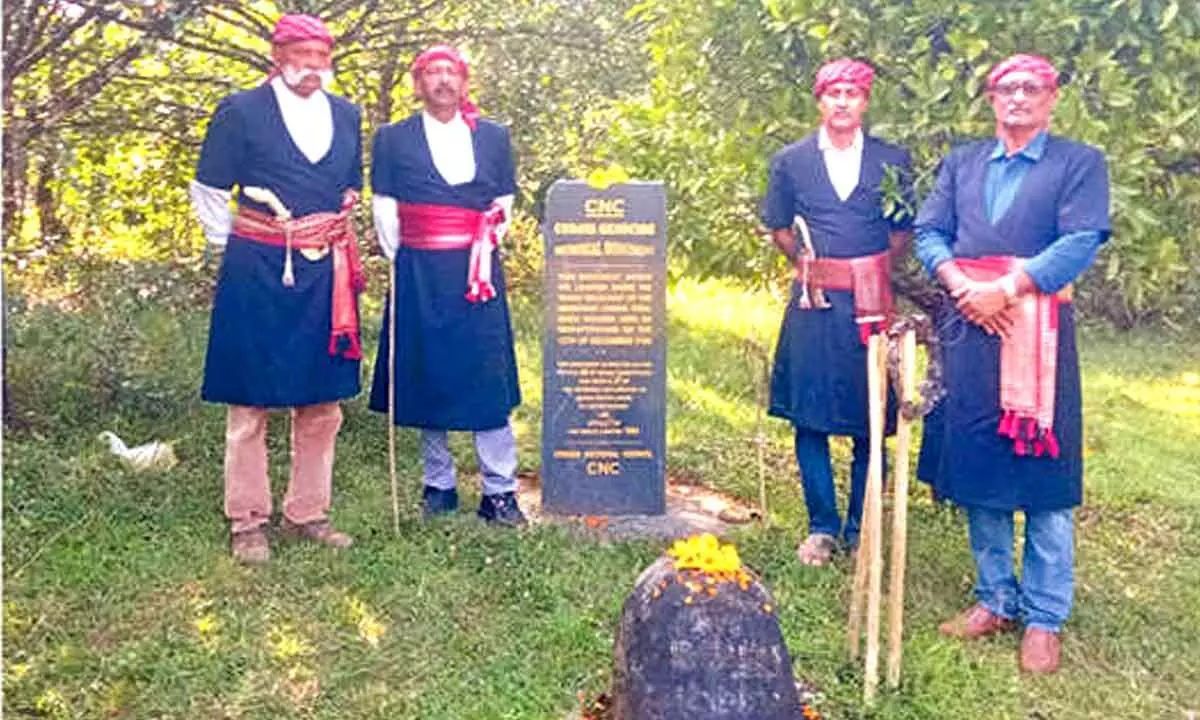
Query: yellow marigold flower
667,533,744,583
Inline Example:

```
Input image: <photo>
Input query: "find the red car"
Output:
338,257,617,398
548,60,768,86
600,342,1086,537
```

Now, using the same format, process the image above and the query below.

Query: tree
2,1,209,247
602,0,1200,324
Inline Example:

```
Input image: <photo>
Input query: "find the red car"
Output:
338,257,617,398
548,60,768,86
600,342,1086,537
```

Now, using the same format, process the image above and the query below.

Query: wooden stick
847,453,874,661
886,329,917,688
755,342,769,523
848,334,881,661
863,332,888,704
388,259,400,536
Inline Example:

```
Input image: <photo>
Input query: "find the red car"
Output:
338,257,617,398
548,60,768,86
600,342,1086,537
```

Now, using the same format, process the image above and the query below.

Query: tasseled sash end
997,412,1060,459
330,329,363,360
464,203,506,304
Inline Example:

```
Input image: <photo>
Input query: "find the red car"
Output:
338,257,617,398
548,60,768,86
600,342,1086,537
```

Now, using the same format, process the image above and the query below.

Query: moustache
280,65,334,89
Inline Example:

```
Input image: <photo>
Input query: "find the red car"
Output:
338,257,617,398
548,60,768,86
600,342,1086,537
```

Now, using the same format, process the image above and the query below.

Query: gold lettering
584,198,626,219
554,222,597,235
586,461,621,476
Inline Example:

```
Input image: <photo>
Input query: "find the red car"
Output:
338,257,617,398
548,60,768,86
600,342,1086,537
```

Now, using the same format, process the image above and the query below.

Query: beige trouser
224,402,343,534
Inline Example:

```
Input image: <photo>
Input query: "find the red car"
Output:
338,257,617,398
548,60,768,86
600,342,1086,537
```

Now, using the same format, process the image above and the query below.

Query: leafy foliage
604,0,1200,324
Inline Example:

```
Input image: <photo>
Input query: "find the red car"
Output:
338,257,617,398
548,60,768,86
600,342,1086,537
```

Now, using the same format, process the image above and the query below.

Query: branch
6,4,99,80
161,32,269,71
315,0,384,18
69,2,265,70
329,0,382,47
343,0,453,47
207,0,276,32
59,118,198,146
112,72,241,91
467,24,616,53
334,28,464,64
203,6,270,42
1,1,37,67
31,42,146,134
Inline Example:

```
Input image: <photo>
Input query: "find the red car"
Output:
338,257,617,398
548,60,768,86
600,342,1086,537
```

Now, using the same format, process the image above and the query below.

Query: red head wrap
813,58,875,98
987,54,1058,91
411,45,481,130
271,14,334,47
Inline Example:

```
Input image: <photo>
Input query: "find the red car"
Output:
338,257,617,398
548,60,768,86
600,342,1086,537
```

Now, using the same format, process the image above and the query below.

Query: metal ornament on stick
243,186,296,287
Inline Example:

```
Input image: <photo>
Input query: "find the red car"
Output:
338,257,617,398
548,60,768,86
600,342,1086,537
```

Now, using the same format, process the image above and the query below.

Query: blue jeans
421,423,518,496
967,506,1075,632
794,428,872,546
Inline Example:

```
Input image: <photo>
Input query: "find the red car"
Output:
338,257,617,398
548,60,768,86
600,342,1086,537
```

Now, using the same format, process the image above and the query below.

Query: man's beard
281,65,334,90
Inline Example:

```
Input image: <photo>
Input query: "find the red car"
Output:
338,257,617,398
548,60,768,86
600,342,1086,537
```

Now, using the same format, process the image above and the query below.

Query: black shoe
477,491,528,527
422,486,459,518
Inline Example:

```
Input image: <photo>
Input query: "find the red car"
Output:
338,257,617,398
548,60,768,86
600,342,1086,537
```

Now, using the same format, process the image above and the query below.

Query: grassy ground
4,276,1198,719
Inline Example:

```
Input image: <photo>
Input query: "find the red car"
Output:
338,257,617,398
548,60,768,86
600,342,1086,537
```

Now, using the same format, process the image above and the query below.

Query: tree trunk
373,52,400,129
2,119,29,249
35,148,67,247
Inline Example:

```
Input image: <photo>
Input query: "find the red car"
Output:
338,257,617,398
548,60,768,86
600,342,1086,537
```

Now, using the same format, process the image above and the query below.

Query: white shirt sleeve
372,194,400,260
493,193,515,242
189,180,232,247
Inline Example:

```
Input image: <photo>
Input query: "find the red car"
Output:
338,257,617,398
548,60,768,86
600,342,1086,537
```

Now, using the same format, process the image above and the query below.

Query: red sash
796,250,894,343
231,193,365,360
397,201,506,303
955,256,1070,459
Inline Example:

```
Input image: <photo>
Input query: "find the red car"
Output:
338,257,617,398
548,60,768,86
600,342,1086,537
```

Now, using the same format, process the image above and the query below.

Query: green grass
5,277,1199,718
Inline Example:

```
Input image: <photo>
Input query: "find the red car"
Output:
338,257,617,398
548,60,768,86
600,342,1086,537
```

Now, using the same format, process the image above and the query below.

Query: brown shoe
1020,627,1061,674
280,518,353,549
231,528,270,565
938,604,1017,640
796,533,837,567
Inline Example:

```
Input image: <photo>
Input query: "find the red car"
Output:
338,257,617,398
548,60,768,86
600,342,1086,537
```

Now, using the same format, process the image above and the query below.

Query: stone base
513,472,761,541
609,556,803,719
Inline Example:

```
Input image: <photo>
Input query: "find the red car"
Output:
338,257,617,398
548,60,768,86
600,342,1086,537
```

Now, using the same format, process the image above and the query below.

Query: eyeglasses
992,82,1050,98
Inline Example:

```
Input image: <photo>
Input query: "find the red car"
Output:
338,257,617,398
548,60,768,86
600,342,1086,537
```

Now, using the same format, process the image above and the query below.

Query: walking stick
862,331,888,703
847,459,872,661
886,328,917,688
387,256,400,536
754,341,769,523
848,332,887,679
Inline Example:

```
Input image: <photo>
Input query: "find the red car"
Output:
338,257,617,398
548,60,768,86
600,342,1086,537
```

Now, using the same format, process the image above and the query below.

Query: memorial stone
541,180,667,516
611,551,804,720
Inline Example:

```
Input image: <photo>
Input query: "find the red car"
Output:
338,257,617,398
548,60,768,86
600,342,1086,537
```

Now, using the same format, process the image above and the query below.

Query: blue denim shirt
915,132,1103,293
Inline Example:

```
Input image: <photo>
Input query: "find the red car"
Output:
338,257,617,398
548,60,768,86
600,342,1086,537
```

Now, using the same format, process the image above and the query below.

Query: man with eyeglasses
762,58,914,568
914,54,1111,673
